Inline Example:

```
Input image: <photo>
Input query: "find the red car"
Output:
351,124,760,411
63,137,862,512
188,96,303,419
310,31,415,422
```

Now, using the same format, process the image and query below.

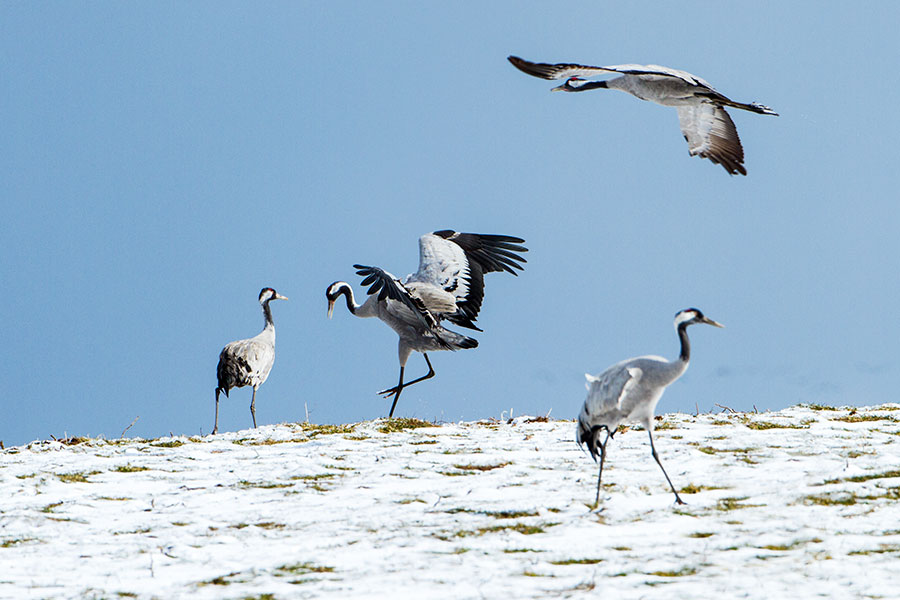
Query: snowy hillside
2,404,899,599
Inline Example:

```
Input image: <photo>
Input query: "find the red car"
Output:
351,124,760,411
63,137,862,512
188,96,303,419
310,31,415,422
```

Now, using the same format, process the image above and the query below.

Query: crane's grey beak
275,293,289,301
703,317,724,328
327,299,335,319
551,84,566,92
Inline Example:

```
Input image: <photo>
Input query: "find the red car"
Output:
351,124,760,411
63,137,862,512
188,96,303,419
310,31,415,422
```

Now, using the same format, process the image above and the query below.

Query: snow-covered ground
2,404,899,599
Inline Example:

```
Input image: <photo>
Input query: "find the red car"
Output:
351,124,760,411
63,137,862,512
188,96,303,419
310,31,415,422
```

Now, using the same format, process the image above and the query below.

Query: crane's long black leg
594,429,611,508
250,387,258,429
213,389,220,435
379,354,436,398
387,366,405,418
648,428,685,505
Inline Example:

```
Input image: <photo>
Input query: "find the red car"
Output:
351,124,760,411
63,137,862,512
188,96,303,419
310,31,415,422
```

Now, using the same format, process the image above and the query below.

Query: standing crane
577,308,724,507
213,287,288,434
508,55,777,175
326,230,527,418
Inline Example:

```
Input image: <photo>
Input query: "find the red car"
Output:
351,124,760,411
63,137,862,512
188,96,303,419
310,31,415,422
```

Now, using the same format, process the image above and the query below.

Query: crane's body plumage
213,288,287,435
579,355,686,439
327,230,527,417
508,55,777,176
576,309,723,507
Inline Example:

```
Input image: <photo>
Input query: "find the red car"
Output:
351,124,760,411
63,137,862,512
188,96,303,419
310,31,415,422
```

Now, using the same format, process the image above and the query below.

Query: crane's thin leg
594,429,611,508
379,354,436,400
647,428,685,505
387,366,405,419
250,387,258,429
213,389,220,435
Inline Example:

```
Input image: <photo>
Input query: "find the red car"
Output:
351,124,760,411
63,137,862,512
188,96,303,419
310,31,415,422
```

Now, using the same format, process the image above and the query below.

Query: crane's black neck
338,284,357,314
677,323,691,363
262,299,274,327
567,80,608,92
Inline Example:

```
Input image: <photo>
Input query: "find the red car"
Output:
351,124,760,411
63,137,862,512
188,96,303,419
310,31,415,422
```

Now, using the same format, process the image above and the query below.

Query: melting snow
2,405,900,599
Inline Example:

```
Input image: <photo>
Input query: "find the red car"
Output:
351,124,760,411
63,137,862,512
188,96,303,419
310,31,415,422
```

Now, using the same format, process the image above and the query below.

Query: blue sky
2,2,898,446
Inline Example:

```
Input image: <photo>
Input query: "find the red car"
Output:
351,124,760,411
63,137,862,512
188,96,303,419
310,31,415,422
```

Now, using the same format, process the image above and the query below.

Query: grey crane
213,287,288,434
326,230,527,418
508,55,778,175
577,308,724,507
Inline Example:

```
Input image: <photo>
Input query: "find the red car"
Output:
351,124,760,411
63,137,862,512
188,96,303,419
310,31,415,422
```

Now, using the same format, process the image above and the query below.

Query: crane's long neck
677,323,691,364
335,283,380,318
563,80,609,92
259,300,276,344
338,284,361,315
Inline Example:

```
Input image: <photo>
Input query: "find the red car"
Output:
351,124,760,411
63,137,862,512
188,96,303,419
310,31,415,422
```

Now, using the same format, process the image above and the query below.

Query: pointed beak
327,299,335,319
275,293,288,301
551,84,566,92
703,317,725,328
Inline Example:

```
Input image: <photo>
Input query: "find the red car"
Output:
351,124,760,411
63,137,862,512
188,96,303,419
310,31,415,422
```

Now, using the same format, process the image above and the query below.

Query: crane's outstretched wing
354,265,439,330
677,104,746,175
411,231,527,331
508,56,713,89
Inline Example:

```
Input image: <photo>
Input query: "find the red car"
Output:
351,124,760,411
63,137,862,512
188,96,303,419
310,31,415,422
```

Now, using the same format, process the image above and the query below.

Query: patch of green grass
503,548,543,553
57,470,101,483
452,462,511,472
439,470,476,476
377,418,436,433
445,508,539,519
241,595,276,600
410,439,438,445
275,562,335,576
648,567,698,577
172,521,189,527
832,414,893,423
150,440,184,448
523,570,551,577
550,558,603,565
744,421,808,430
697,446,756,455
300,423,356,436
237,480,292,489
113,464,150,473
236,438,309,446
653,421,678,431
254,522,286,530
15,473,38,479
848,544,900,556
199,572,244,586
612,546,631,551
97,496,131,501
41,501,63,513
688,532,714,538
57,436,90,446
451,522,559,538
716,496,763,511
115,593,138,598
1,537,37,548
483,509,539,519
803,493,857,506
290,473,337,481
808,403,839,411
343,434,370,441
679,483,727,494
396,498,427,505
823,469,900,485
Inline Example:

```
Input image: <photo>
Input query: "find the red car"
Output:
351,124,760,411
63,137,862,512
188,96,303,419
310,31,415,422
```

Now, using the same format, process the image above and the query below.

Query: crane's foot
377,386,400,397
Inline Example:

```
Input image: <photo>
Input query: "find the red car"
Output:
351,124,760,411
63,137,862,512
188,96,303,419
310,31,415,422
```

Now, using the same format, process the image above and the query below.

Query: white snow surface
2,404,900,599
